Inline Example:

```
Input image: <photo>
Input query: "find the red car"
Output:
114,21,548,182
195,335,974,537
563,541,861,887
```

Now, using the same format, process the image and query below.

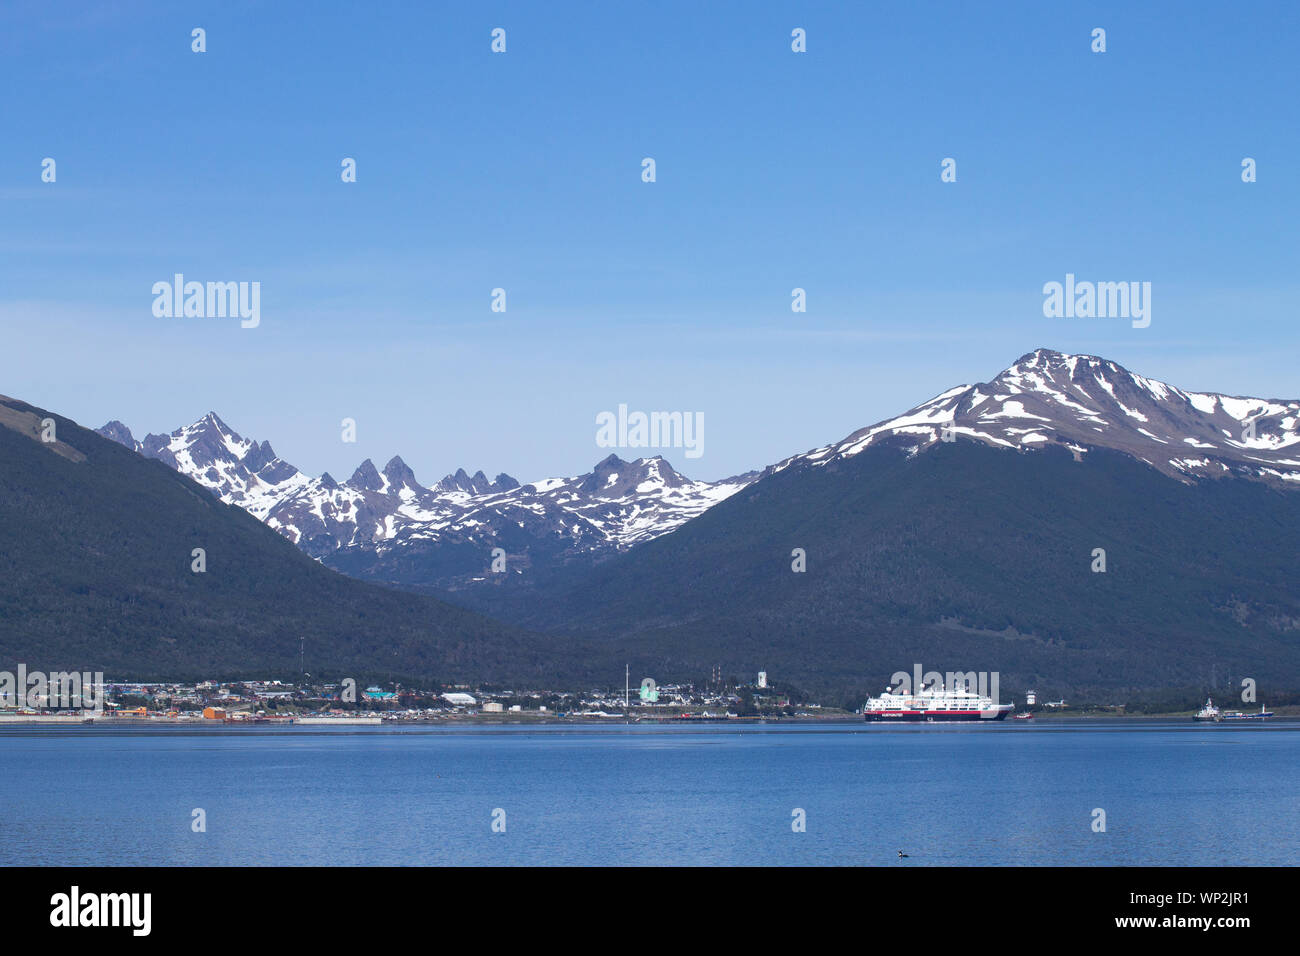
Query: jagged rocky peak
185,411,241,447
641,455,690,487
590,453,629,478
243,439,278,473
95,411,308,522
202,410,231,431
382,455,421,491
136,410,245,466
995,348,1135,391
578,453,691,497
576,453,628,492
1011,347,1102,370
435,467,516,495
96,420,138,449
257,456,300,484
349,459,385,492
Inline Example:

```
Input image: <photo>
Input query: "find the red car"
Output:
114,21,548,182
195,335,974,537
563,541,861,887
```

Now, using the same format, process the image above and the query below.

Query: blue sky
2,0,1297,482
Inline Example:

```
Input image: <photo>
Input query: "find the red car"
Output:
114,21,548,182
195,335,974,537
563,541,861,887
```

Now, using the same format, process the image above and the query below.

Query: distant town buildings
5,668,842,722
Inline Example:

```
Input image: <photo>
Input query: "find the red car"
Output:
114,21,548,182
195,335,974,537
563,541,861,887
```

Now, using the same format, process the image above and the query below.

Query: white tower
1026,690,1037,706
757,671,768,689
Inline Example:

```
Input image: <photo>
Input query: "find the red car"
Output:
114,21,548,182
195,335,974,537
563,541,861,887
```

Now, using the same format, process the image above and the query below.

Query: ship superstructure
863,682,1013,722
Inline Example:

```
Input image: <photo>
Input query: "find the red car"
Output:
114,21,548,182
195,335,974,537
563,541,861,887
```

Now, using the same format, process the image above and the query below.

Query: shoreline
2,710,1296,727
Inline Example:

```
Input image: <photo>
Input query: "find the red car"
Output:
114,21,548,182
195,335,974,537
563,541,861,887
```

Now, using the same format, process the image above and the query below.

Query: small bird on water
898,850,909,858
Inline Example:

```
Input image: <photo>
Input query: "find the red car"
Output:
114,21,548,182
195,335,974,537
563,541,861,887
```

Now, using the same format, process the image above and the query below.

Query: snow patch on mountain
770,348,1300,486
96,416,756,564
96,349,1300,588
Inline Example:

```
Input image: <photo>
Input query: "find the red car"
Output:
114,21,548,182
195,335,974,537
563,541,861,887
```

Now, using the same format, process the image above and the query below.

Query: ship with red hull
862,683,1014,722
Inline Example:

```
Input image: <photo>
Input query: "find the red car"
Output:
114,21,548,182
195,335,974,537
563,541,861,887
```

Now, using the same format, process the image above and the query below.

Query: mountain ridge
96,349,1300,599
13,345,1300,697
95,415,757,588
768,348,1300,486
0,394,580,684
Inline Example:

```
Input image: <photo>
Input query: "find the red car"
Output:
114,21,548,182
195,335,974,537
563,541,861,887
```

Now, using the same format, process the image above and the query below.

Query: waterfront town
0,671,844,723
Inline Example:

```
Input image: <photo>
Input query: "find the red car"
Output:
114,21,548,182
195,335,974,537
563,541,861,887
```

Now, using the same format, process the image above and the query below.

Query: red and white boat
862,683,1013,722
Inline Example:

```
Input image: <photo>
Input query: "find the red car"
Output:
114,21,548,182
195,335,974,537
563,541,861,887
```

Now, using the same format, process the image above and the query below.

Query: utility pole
625,664,629,712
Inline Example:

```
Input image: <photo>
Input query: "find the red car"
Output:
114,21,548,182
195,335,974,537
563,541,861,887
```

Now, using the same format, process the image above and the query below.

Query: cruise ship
862,683,1014,722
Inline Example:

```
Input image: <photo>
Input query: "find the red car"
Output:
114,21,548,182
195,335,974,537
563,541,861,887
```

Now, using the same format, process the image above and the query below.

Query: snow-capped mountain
97,348,1300,592
99,412,312,520
771,348,1300,486
95,415,757,578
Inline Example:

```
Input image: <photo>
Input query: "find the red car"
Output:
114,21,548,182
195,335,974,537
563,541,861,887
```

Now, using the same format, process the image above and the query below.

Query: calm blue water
0,720,1295,866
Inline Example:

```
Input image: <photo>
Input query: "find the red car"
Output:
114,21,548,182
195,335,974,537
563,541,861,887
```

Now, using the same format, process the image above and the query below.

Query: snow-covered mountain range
95,414,757,574
97,349,1300,589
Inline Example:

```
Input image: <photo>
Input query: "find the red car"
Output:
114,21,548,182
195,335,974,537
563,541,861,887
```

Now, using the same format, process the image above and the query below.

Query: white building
442,692,477,706
1026,690,1037,706
757,671,768,689
482,701,504,713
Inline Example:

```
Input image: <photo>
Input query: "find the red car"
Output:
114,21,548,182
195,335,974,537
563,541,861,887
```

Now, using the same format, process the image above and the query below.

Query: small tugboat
1193,698,1221,721
1012,711,1034,720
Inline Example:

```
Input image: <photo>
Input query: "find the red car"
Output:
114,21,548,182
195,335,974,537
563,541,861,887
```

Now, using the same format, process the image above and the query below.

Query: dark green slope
0,396,589,684
459,438,1300,696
